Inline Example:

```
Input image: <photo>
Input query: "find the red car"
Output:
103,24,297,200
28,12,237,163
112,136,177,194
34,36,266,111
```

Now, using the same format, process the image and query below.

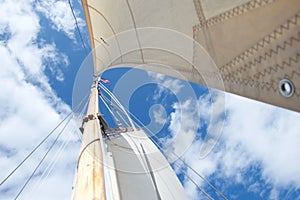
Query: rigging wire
77,94,90,123
101,96,130,128
14,116,73,200
114,108,131,127
26,120,78,199
0,113,72,187
24,96,88,199
99,84,228,200
172,162,214,200
176,157,228,200
68,0,88,55
0,92,89,187
99,95,120,125
99,83,136,129
30,137,70,196
99,92,131,128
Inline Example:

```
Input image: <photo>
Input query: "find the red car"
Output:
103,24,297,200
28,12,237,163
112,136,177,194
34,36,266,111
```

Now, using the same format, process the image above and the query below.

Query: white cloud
152,107,166,125
147,67,300,198
177,92,300,199
0,0,80,199
36,0,84,40
147,71,184,100
42,43,69,81
222,94,300,187
163,98,200,162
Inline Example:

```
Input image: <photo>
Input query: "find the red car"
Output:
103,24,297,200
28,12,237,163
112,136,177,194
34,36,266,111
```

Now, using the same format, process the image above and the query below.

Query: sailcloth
81,0,300,112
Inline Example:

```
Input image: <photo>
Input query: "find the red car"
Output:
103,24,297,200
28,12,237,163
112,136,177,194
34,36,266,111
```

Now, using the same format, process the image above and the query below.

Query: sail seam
125,0,145,63
222,53,300,96
193,0,206,23
193,0,217,60
219,13,300,73
224,32,300,78
88,5,124,62
140,144,162,200
194,0,277,30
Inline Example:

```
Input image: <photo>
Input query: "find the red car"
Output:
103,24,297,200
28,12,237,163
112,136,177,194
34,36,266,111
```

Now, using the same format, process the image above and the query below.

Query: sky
0,0,300,200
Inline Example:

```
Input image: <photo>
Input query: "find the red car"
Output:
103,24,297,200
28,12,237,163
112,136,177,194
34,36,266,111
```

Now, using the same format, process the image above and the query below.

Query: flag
98,77,110,85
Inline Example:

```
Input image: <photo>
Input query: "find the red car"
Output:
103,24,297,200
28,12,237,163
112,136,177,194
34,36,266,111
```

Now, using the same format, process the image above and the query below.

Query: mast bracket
79,114,97,134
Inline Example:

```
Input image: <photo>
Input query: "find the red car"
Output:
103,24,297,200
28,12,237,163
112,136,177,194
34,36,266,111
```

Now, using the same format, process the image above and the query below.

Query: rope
99,95,120,126
26,119,78,199
14,116,72,199
114,108,131,127
32,136,70,195
172,162,214,200
99,89,130,127
0,113,72,186
0,92,89,186
25,96,89,199
177,157,228,200
99,83,136,129
68,0,88,55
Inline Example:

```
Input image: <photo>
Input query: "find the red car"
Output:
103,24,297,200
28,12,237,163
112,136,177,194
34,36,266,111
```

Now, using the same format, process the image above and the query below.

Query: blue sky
0,1,300,200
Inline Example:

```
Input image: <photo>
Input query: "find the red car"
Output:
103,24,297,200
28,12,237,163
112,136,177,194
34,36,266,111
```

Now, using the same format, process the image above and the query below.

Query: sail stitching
252,53,300,80
194,0,277,30
223,32,300,78
193,0,218,60
222,54,300,97
219,13,300,73
193,0,206,23
125,0,145,63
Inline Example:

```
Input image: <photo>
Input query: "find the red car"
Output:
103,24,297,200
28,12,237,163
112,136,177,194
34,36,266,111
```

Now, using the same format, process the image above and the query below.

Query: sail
104,128,188,200
81,0,300,112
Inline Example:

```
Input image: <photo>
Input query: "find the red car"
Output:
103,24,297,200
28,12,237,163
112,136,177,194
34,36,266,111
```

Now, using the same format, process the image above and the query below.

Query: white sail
104,128,188,200
81,0,300,112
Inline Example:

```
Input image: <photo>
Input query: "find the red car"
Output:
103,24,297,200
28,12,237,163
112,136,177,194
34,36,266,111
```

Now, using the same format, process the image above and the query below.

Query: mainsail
81,0,300,112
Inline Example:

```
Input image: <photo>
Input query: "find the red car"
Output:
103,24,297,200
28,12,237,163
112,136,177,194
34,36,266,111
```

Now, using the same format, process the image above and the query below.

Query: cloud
36,0,84,40
222,94,300,187
178,92,300,199
0,0,81,199
162,98,200,162
147,68,300,198
147,71,184,100
42,42,69,81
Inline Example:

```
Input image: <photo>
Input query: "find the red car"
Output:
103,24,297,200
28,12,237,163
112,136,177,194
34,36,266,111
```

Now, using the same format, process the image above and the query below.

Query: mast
72,80,106,200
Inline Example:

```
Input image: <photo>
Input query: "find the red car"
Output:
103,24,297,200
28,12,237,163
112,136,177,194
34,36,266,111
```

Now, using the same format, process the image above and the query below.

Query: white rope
30,126,74,198
99,95,121,126
99,84,136,130
21,94,89,199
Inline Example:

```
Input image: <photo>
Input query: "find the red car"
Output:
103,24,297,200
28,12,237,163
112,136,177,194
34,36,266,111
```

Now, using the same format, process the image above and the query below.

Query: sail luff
72,81,106,200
